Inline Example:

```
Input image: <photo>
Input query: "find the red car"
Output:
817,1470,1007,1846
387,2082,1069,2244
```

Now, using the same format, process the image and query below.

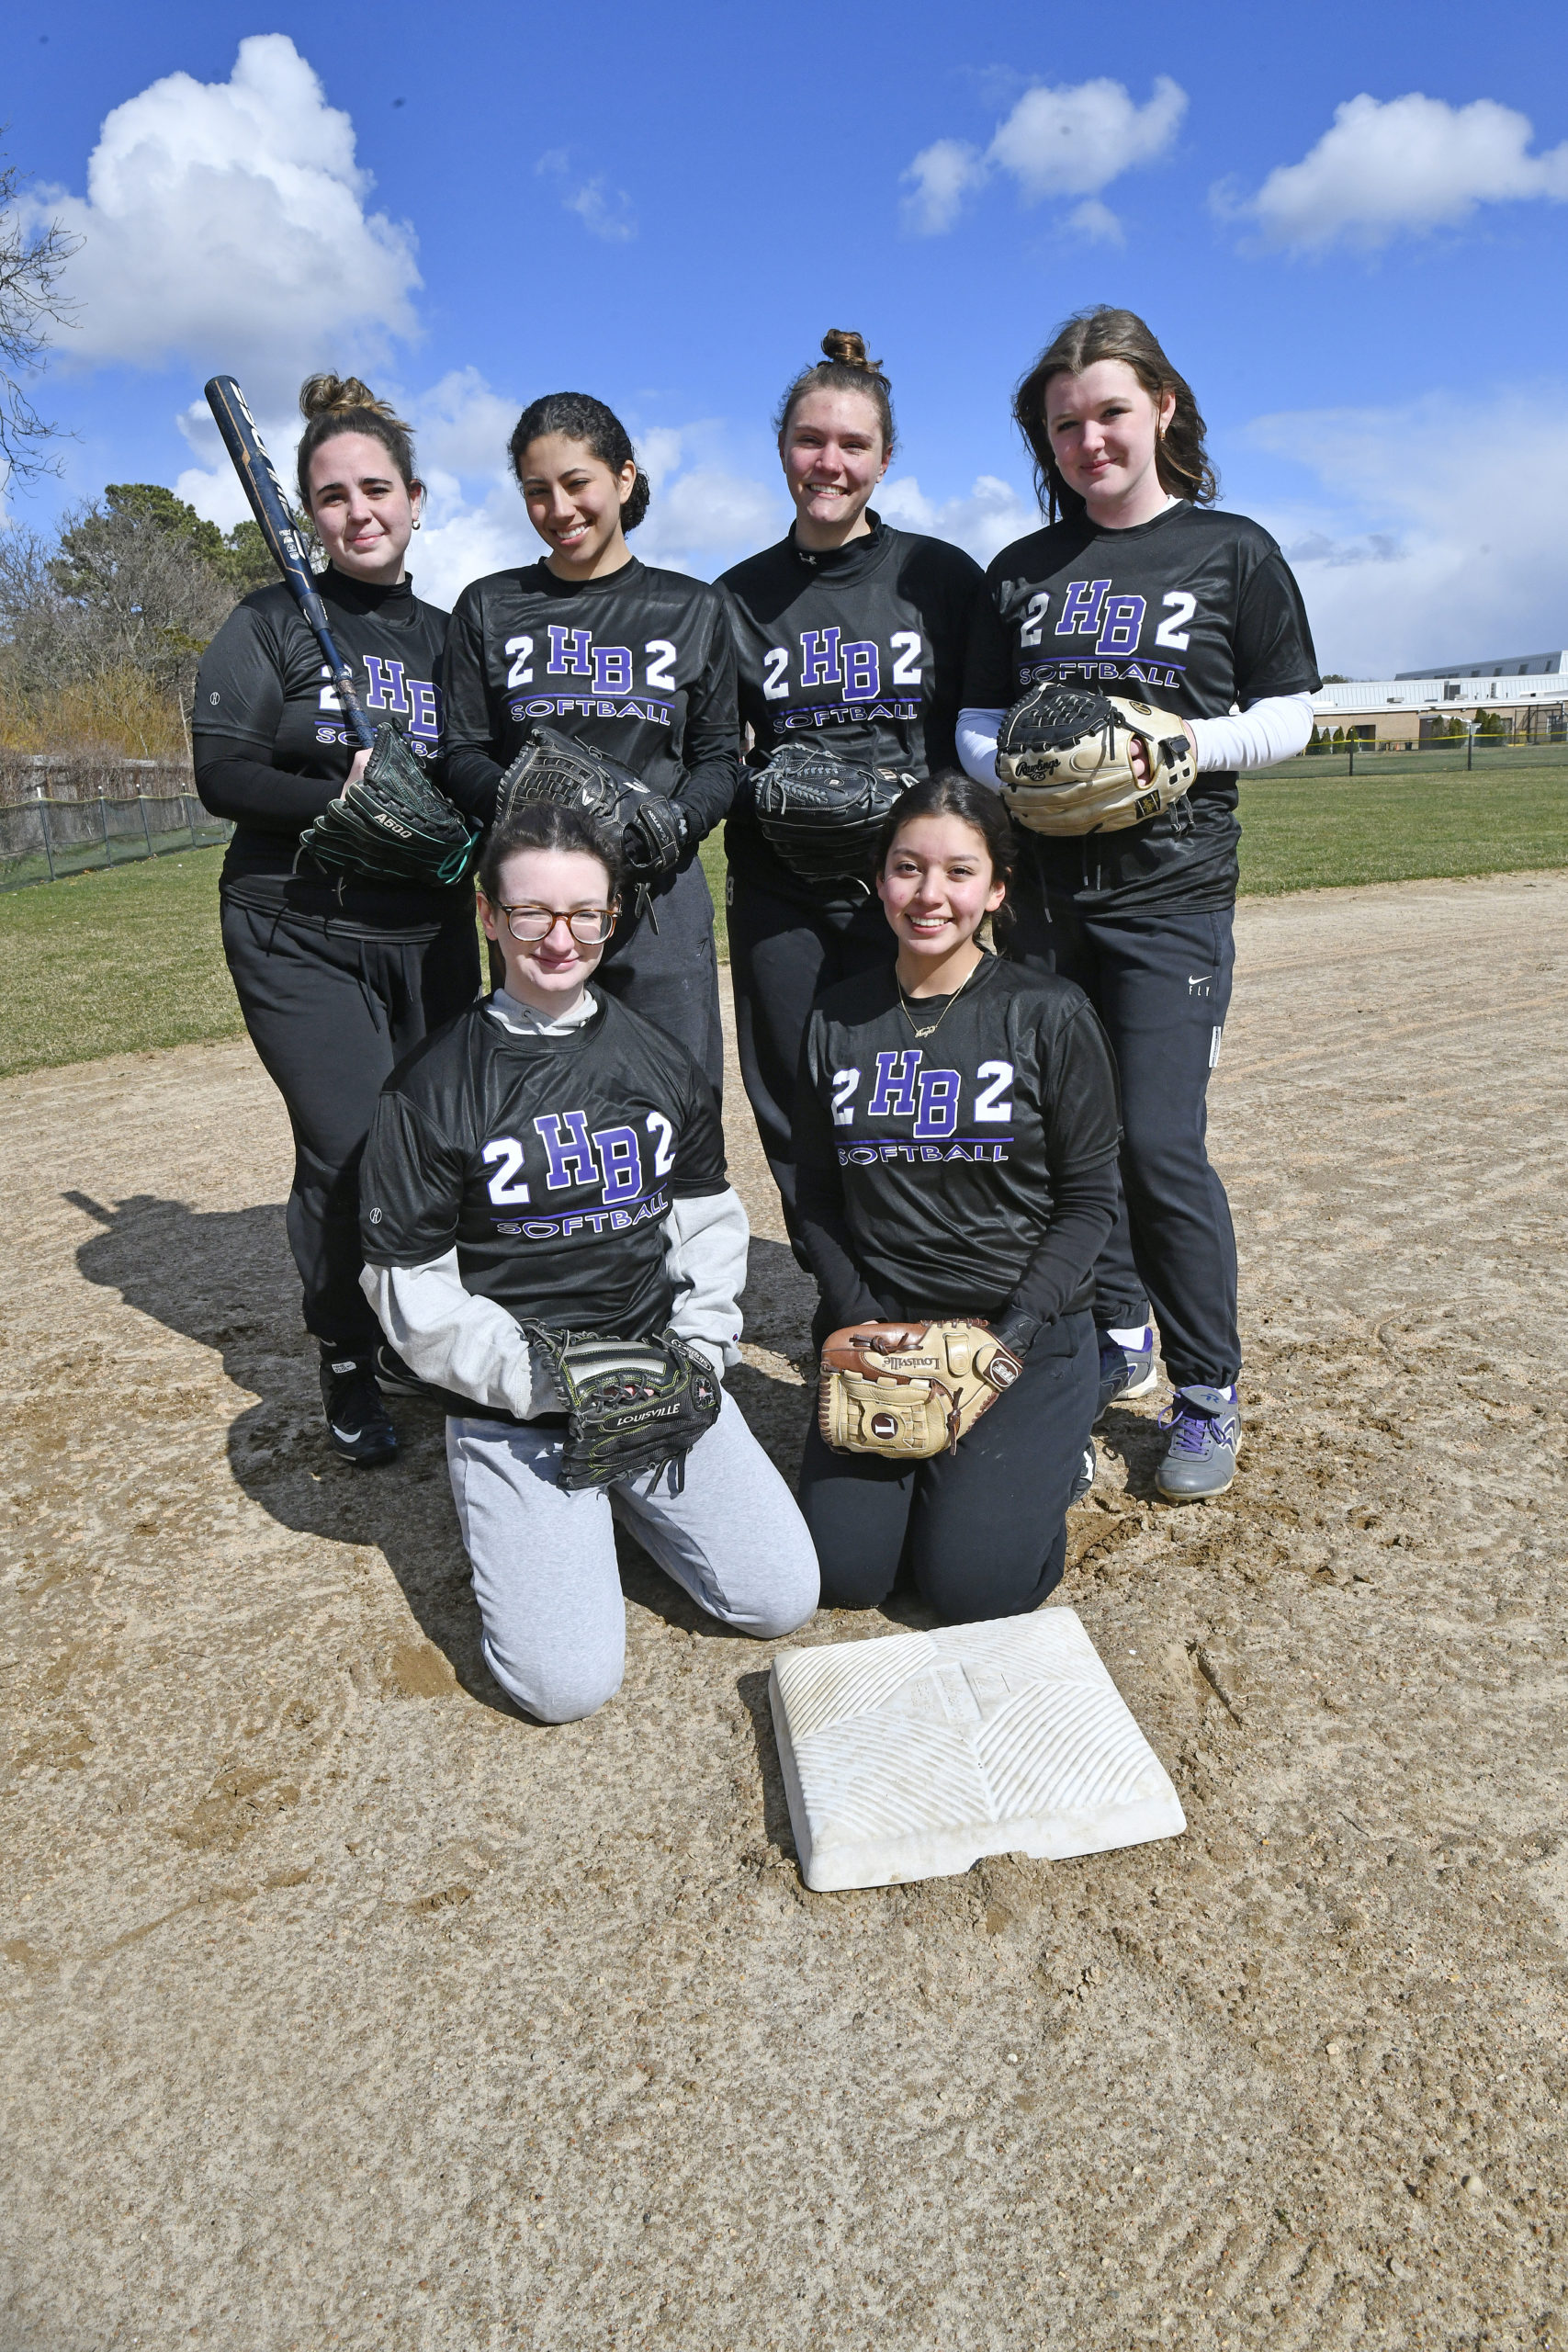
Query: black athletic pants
727,870,894,1238
1014,886,1239,1390
797,1312,1097,1623
220,897,481,1348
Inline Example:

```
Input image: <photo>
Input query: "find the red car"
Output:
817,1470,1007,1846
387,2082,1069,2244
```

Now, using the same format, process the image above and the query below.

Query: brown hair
507,393,651,532
875,772,1018,944
295,375,419,510
774,329,897,457
1012,307,1216,524
477,797,625,911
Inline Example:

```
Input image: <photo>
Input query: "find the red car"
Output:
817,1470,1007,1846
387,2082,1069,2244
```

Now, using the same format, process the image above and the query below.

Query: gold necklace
897,954,982,1041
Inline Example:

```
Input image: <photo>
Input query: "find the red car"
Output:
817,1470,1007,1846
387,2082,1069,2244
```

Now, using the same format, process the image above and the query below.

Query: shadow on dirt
65,1193,823,1718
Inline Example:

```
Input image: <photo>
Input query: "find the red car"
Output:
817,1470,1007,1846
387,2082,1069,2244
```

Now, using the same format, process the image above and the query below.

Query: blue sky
7,0,1568,673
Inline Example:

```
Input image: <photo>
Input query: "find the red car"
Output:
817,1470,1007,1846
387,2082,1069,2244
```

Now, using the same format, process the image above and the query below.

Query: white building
1310,652,1567,742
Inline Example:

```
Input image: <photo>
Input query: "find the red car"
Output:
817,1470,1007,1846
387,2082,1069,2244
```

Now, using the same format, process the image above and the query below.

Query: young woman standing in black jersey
195,375,482,1468
960,308,1321,1500
441,395,738,1098
718,332,985,1240
794,775,1121,1623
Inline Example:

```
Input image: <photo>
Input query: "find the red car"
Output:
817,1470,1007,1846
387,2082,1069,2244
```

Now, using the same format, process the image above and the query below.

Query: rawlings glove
622,795,691,879
818,1318,1022,1461
995,684,1196,835
527,1326,722,1491
749,741,916,889
297,724,479,889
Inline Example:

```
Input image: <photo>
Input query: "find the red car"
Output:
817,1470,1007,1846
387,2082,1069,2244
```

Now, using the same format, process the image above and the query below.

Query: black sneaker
371,1340,428,1399
1069,1440,1097,1504
319,1345,399,1466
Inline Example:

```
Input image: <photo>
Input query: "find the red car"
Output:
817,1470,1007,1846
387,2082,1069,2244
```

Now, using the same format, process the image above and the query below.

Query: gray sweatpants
446,1396,820,1723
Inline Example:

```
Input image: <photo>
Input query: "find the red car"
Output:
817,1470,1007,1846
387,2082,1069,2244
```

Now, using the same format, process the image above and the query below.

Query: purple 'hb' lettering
799,627,843,688
1097,594,1146,656
913,1069,961,1140
406,679,441,741
1055,578,1111,637
535,1111,598,1190
867,1049,922,1120
547,627,592,676
592,1124,643,1204
363,655,410,715
841,640,880,699
592,645,633,694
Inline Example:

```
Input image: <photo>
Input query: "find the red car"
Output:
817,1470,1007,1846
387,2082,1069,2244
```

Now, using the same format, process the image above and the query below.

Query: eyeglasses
494,901,617,945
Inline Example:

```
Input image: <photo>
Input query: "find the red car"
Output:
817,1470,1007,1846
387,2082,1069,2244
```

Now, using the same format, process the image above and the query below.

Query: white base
768,1609,1185,1894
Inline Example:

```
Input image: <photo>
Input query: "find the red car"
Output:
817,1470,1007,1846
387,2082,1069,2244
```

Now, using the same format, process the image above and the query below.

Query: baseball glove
495,723,689,882
995,684,1197,835
818,1318,1022,1461
749,741,916,888
528,1326,722,1491
296,723,479,889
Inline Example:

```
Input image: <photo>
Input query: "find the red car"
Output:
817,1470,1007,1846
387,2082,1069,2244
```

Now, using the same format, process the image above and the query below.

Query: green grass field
2,760,1563,1078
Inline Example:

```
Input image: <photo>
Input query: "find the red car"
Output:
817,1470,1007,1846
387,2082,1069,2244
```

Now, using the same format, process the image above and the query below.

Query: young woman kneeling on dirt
793,775,1122,1623
356,801,819,1722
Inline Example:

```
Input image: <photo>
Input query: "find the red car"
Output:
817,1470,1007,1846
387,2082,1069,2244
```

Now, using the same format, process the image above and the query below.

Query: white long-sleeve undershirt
358,984,750,1417
955,691,1315,787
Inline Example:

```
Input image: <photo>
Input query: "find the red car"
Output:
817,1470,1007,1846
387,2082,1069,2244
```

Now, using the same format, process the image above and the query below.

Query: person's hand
1128,719,1196,786
345,747,372,788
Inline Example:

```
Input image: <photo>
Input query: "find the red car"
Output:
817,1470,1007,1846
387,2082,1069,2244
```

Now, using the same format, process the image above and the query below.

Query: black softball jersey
795,953,1121,1344
719,514,984,911
193,569,466,932
359,990,727,1339
440,558,739,835
964,503,1320,910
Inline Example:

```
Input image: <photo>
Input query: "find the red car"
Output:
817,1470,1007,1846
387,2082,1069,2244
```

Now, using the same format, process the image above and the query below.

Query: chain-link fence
1268,738,1568,781
0,793,231,889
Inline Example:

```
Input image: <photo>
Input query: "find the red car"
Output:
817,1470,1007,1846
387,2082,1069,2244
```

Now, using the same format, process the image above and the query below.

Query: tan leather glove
818,1319,1023,1461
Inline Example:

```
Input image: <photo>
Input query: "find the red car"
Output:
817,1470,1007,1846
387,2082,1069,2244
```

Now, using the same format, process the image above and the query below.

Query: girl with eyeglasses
357,799,818,1722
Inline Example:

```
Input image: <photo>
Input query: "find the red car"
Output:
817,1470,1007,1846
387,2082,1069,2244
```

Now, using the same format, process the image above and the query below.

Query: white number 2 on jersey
483,1137,531,1205
890,632,922,686
1154,594,1195,650
1018,594,1050,649
505,635,535,687
974,1061,1013,1121
644,640,677,692
645,1113,675,1177
761,647,790,701
829,1068,861,1126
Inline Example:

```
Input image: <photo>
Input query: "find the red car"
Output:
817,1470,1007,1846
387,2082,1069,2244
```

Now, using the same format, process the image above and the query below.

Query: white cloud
1241,388,1568,672
903,76,1187,237
23,35,420,403
880,473,1041,565
536,152,637,243
1222,92,1568,253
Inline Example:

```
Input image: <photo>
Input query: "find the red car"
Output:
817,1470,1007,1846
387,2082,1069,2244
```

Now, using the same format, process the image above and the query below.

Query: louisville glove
818,1318,1022,1461
527,1326,722,1491
297,723,479,889
995,684,1197,835
495,723,651,831
748,741,916,889
622,795,691,879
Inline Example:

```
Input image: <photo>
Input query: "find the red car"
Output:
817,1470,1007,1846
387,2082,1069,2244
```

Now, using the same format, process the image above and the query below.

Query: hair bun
819,327,881,373
299,372,397,423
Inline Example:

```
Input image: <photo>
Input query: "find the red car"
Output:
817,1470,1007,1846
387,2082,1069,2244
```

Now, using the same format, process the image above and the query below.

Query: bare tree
0,145,81,487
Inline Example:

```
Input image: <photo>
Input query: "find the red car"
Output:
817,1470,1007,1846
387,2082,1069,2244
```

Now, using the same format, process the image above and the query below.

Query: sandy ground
2,871,1566,2351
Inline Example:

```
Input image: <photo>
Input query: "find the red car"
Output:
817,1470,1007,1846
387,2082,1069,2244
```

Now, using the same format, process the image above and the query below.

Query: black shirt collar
320,564,417,614
790,510,889,578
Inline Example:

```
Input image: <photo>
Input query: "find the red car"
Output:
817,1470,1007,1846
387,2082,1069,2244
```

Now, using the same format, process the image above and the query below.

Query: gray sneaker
1156,1385,1240,1500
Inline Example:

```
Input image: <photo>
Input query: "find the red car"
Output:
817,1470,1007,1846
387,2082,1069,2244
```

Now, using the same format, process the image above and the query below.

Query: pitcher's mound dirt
2,873,1565,2349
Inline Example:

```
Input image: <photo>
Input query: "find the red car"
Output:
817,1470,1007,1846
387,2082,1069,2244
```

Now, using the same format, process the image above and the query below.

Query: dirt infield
3,872,1566,2350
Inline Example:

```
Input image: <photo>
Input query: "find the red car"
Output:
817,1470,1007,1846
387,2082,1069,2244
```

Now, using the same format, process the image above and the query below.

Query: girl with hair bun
718,330,986,1244
440,391,739,1095
960,305,1321,1499
195,372,484,1469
